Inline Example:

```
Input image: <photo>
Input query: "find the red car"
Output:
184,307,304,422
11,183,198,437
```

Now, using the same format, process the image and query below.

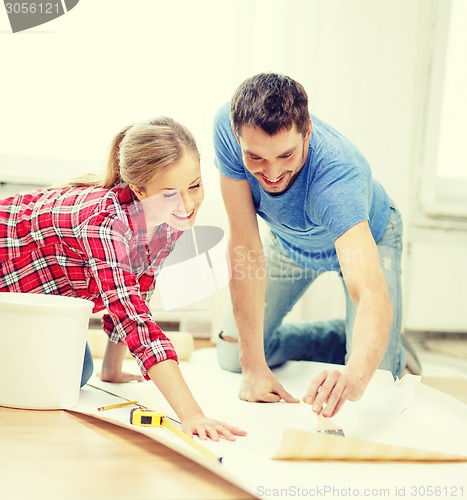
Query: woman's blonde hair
68,117,199,188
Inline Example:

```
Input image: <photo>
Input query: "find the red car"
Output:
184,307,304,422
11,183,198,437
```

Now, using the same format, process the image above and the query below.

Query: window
420,0,467,218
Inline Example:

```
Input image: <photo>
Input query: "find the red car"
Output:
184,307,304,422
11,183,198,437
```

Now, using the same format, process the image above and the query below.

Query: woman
0,117,246,441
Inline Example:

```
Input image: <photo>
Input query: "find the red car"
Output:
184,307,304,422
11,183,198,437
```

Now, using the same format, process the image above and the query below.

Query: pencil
98,400,139,411
162,417,223,463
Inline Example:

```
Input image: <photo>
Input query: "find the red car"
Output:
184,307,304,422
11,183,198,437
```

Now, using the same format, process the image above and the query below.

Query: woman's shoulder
76,185,138,234
56,184,132,209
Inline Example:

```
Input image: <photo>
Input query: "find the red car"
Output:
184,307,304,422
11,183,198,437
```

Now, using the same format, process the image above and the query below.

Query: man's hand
303,366,369,417
239,367,299,403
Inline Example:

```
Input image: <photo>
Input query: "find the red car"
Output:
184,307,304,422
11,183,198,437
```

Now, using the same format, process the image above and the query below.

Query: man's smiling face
236,121,311,195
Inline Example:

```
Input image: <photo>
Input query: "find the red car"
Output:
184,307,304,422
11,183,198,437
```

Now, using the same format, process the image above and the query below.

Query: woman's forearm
100,339,143,383
101,340,127,379
147,359,204,421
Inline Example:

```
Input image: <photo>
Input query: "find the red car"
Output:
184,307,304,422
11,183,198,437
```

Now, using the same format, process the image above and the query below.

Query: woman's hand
99,370,143,383
181,413,247,442
101,339,143,383
147,360,247,442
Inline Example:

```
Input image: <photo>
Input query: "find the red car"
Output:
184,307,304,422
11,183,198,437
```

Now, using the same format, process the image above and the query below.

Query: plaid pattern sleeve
79,212,179,380
0,186,180,379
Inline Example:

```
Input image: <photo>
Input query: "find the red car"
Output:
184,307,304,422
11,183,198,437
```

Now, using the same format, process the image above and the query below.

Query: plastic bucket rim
0,292,94,311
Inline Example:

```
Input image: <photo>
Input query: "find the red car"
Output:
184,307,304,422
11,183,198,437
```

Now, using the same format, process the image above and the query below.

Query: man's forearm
229,242,268,370
346,291,393,380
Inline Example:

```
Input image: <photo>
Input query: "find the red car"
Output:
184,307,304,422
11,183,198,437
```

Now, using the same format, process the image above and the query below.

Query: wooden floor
1,337,466,500
0,338,254,500
408,333,467,404
425,338,467,360
421,376,467,403
0,404,253,500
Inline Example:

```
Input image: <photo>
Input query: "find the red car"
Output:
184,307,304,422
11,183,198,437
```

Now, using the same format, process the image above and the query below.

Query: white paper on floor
73,348,467,499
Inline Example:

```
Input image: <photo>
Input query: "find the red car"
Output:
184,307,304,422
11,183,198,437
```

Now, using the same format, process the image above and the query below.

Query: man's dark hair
230,73,310,137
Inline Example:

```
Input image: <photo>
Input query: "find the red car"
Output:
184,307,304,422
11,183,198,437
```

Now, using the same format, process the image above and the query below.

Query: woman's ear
129,183,145,200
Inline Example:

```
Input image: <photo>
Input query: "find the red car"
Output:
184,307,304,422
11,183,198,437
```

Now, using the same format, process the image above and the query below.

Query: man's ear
231,124,241,145
304,118,312,141
129,183,145,200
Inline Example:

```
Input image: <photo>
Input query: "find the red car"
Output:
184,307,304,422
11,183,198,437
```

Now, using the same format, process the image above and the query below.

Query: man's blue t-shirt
213,102,390,271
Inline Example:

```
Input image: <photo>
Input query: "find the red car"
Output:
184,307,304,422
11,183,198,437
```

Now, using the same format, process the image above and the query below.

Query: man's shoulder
213,102,243,169
214,101,231,126
310,114,352,146
310,115,368,169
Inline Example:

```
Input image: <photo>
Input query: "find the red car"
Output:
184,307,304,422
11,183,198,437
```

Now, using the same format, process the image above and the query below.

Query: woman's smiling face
130,150,204,231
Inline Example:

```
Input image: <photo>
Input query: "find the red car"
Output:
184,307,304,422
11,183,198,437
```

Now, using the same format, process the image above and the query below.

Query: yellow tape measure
130,408,164,427
129,408,222,463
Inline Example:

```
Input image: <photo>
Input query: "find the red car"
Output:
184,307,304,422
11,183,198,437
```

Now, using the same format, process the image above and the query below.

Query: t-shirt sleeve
213,102,247,180
80,214,178,380
310,158,372,242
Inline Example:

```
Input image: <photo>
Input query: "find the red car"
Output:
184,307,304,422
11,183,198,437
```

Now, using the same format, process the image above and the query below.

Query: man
213,73,420,418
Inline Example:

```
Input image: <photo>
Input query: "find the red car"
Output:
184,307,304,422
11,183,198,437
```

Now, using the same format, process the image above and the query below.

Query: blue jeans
217,203,406,378
81,342,94,387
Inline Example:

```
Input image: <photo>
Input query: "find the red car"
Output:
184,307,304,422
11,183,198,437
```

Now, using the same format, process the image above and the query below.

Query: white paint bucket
0,292,94,410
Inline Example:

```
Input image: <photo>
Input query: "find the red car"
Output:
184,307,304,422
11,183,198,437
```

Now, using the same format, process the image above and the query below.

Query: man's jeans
217,203,406,378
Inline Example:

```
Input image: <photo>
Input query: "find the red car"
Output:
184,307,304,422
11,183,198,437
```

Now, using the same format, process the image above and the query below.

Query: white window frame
420,0,467,219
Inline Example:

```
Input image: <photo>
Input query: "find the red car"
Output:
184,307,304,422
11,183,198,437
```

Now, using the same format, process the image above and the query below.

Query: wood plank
0,406,253,500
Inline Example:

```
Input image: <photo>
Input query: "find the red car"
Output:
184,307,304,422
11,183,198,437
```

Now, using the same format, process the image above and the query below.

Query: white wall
0,0,419,214
205,0,434,330
1,0,464,335
405,232,467,332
